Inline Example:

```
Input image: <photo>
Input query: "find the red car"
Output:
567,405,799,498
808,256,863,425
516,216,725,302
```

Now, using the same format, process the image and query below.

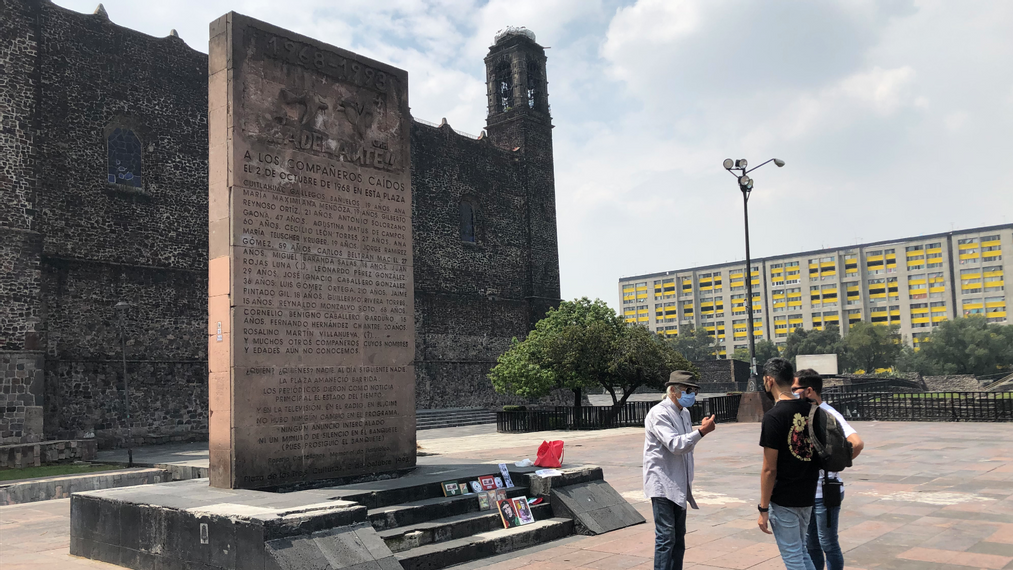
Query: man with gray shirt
644,370,717,570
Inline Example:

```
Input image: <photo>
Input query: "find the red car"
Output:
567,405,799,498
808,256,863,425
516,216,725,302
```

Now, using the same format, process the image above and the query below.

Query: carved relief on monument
240,29,406,174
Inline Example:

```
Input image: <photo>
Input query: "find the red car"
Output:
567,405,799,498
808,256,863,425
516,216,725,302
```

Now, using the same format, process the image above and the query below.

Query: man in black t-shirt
756,358,819,570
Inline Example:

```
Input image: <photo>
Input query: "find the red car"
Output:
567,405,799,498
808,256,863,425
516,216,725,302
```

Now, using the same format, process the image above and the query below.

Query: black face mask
763,379,775,402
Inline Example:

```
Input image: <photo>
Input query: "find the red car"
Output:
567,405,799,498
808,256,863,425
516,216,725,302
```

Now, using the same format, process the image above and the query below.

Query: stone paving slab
3,421,1013,569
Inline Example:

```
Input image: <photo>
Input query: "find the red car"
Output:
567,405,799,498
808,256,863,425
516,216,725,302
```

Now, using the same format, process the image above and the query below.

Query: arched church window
527,60,540,109
107,128,142,188
460,200,476,243
495,61,512,113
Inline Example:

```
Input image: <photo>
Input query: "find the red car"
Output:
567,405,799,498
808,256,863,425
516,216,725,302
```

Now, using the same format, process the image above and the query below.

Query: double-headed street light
723,157,785,391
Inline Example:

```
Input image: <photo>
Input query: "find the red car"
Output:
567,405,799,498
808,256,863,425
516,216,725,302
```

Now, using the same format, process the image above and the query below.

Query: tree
666,327,717,361
782,325,845,366
609,324,694,410
897,316,1013,376
842,322,902,373
732,339,780,365
489,298,621,410
488,297,695,415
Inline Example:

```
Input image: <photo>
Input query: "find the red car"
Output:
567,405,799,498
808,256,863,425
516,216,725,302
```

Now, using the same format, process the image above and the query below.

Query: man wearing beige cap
644,370,717,570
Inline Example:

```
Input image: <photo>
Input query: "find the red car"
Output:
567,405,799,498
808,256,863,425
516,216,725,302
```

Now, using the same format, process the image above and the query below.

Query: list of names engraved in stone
231,147,415,484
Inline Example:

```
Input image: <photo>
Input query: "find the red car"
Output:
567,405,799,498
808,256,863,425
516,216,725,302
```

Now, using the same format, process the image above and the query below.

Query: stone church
0,0,560,447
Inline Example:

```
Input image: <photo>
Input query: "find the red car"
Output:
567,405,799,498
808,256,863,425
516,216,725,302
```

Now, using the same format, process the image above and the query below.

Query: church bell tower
484,27,552,151
484,28,560,327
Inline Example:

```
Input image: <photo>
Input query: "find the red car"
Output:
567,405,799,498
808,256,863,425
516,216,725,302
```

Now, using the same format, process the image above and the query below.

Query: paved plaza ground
2,421,1013,569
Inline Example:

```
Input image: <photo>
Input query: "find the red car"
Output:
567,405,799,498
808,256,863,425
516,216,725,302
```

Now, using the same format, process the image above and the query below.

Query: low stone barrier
0,439,97,469
0,467,169,505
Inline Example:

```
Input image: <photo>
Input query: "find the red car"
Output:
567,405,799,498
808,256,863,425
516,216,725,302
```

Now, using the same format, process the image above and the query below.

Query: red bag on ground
534,440,564,468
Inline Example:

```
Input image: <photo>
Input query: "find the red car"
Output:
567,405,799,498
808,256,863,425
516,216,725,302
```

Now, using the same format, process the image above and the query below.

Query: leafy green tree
897,316,1013,376
842,322,902,373
490,298,621,409
895,345,930,375
782,325,845,366
489,297,695,414
666,327,717,361
732,339,780,365
609,324,694,409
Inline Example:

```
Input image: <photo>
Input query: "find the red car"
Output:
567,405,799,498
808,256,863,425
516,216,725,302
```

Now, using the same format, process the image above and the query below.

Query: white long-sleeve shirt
643,398,701,509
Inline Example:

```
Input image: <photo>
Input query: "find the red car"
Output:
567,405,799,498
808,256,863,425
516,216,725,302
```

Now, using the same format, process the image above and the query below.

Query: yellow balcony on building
911,316,930,324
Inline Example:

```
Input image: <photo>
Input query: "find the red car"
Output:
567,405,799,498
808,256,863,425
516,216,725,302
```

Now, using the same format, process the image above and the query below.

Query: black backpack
807,403,853,473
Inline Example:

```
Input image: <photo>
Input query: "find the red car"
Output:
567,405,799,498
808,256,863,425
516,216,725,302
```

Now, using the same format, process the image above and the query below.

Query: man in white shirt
644,370,716,570
792,369,864,570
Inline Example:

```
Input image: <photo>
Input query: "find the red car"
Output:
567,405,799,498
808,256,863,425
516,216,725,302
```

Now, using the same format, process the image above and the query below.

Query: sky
55,0,1013,312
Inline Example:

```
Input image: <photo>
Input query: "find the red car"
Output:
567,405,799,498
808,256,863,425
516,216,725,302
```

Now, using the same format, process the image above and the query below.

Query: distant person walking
793,369,865,570
756,358,820,570
644,370,717,570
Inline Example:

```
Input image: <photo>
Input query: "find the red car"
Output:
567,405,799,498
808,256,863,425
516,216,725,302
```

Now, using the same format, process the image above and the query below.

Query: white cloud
839,66,917,114
50,0,1013,312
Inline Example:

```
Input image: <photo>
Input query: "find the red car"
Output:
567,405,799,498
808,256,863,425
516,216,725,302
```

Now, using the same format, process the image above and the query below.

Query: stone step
415,408,497,428
395,518,574,570
416,415,496,424
379,502,552,553
417,419,496,430
415,407,493,416
367,486,528,531
416,412,496,421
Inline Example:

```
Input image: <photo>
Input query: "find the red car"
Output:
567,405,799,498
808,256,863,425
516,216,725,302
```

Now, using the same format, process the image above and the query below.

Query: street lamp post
723,157,784,391
114,301,133,467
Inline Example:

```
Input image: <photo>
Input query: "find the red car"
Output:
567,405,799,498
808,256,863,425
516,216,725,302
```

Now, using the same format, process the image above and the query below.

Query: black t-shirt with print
759,398,820,508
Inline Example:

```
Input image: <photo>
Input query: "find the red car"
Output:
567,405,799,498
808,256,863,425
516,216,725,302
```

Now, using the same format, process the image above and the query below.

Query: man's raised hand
700,415,716,436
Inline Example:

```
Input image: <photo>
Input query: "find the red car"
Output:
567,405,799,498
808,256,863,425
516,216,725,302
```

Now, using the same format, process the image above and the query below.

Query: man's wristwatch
757,505,769,513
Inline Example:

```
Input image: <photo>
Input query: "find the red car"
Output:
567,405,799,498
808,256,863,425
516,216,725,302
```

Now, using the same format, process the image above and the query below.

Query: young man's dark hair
763,357,795,388
795,369,823,396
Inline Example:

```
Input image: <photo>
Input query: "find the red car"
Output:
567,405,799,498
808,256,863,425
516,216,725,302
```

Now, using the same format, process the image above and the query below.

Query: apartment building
618,224,1012,356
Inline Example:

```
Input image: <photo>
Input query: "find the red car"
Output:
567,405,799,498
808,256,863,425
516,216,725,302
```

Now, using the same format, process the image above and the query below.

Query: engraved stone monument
208,13,415,489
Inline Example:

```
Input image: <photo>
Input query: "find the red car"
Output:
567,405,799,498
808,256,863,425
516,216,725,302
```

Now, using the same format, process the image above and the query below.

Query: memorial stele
208,13,415,489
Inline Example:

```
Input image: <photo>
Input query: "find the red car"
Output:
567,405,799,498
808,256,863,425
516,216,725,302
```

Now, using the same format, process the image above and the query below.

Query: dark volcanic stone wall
0,1,562,445
1,0,45,443
29,2,209,447
411,123,549,408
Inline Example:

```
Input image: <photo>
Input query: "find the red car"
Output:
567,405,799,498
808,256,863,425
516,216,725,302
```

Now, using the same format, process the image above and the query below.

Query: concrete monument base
736,391,774,423
70,464,643,570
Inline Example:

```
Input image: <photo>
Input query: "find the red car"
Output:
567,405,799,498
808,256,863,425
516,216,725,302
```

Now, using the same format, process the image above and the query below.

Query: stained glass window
107,128,142,188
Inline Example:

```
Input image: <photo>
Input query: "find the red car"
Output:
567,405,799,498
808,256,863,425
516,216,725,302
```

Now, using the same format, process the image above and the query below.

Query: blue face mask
677,392,696,408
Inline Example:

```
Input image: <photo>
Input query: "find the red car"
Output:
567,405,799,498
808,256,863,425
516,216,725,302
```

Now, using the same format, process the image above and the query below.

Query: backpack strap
808,403,828,458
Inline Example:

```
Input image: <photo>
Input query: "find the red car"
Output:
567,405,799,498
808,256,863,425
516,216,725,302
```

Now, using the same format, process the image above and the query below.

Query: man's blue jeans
806,494,844,570
769,502,817,570
652,497,686,570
